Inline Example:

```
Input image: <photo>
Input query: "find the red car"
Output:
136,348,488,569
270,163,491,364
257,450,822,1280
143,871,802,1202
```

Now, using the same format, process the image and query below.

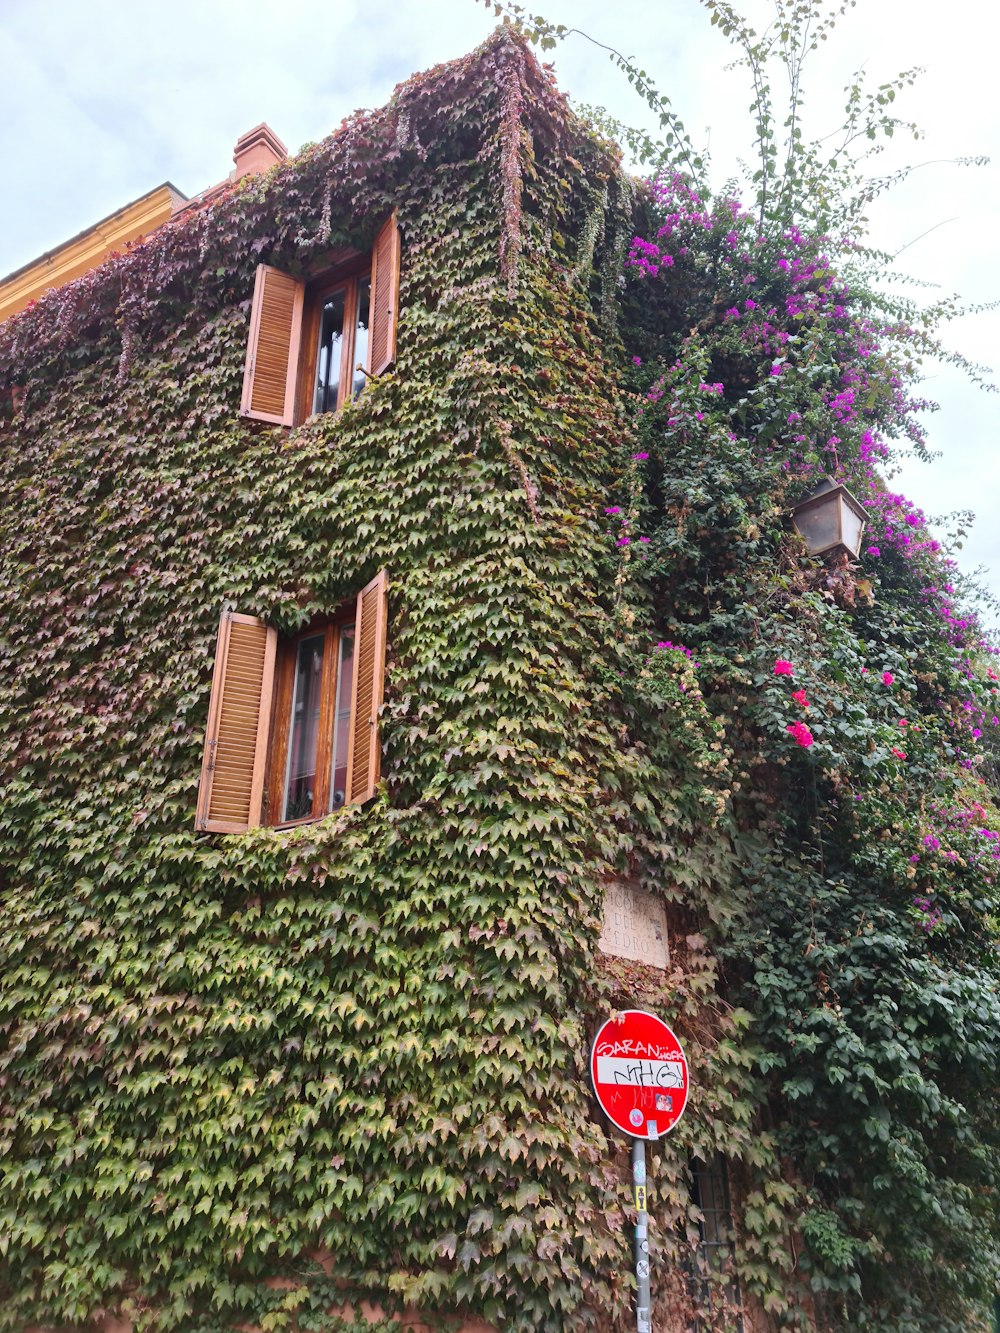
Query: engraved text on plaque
599,882,669,969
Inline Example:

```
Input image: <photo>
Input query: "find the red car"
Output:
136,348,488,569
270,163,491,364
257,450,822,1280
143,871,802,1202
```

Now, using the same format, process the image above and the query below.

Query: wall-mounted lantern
790,476,868,561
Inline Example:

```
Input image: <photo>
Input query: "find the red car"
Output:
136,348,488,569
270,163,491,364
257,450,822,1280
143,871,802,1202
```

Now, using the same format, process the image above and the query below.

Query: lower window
271,614,355,824
195,571,388,833
688,1153,745,1332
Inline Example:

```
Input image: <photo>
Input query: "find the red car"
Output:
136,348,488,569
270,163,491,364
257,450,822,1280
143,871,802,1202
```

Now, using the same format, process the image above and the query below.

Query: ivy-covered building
0,28,688,1333
2,24,998,1333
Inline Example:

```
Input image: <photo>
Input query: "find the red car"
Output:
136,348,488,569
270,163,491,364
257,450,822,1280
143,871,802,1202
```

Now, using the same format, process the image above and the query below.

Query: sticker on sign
590,1010,690,1139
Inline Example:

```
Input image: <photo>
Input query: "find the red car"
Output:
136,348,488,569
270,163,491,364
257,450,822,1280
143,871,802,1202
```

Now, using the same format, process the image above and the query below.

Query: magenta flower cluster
605,506,651,556
614,171,1000,939
771,658,814,746
655,639,700,668
621,170,994,672
786,720,814,748
912,896,943,931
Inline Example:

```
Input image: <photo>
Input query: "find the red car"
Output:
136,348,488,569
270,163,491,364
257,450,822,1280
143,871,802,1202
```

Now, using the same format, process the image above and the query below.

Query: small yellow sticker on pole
634,1184,647,1211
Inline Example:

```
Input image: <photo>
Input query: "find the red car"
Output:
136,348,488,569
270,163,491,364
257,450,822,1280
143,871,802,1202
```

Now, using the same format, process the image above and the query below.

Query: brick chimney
231,124,287,181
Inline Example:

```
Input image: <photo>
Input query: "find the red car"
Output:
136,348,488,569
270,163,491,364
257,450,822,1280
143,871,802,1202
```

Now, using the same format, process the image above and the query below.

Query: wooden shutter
240,264,304,425
344,571,389,806
368,213,400,377
196,611,277,833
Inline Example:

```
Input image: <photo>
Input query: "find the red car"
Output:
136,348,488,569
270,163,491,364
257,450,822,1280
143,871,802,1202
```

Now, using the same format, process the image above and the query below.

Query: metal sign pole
632,1137,651,1333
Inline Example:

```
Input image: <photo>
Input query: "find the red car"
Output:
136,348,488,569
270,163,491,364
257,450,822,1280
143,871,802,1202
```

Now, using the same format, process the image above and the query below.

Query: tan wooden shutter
240,264,304,425
368,213,400,377
344,571,388,806
196,611,277,833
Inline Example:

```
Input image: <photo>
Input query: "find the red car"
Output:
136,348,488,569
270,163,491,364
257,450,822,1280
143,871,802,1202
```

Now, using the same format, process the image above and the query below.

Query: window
0,384,24,427
239,213,400,427
195,571,388,833
307,270,371,415
688,1153,745,1332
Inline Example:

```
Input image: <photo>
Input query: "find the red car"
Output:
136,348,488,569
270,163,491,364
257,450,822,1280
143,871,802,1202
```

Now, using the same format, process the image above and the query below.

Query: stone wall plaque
598,881,669,969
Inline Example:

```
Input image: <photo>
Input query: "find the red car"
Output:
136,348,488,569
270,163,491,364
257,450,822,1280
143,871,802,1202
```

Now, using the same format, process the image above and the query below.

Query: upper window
239,213,400,427
307,271,371,415
195,571,388,833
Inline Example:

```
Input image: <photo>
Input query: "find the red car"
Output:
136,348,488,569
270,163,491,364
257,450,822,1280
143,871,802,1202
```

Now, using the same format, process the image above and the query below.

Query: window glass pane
282,634,325,821
795,497,840,553
313,289,346,414
329,625,355,810
352,277,371,400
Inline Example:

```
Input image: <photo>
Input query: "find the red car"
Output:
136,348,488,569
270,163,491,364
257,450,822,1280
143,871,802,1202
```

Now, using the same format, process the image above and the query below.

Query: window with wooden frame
195,571,388,833
240,213,400,427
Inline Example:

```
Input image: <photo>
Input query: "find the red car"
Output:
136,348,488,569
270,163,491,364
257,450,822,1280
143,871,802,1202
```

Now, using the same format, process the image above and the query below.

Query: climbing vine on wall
0,29,777,1333
2,13,997,1333
609,170,1000,1332
482,2,1000,1322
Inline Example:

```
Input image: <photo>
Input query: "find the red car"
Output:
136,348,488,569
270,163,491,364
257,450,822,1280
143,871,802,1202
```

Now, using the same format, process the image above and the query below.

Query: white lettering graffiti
595,1056,686,1088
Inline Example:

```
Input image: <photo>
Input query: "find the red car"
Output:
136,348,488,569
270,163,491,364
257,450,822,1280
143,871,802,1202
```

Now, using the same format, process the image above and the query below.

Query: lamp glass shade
840,500,866,556
791,479,867,559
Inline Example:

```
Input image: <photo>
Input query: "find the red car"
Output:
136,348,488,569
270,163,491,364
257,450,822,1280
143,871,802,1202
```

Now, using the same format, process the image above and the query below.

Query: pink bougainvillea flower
774,658,794,676
631,452,650,461
882,671,894,686
866,545,881,557
786,721,814,748
791,689,809,708
891,747,907,760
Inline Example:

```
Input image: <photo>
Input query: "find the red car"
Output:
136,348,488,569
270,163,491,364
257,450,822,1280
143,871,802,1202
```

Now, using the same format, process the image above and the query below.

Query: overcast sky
2,0,997,623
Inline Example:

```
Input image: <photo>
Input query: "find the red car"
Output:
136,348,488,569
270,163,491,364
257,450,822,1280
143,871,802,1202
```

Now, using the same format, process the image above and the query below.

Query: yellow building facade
0,123,287,324
0,184,187,324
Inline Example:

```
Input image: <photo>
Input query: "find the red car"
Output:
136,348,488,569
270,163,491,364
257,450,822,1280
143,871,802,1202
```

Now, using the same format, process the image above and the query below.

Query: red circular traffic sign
590,1010,689,1139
